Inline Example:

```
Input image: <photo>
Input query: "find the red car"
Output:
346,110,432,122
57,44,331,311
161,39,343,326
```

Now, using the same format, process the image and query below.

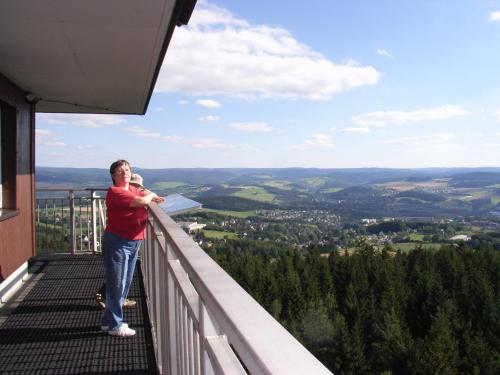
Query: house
449,234,471,242
178,221,207,233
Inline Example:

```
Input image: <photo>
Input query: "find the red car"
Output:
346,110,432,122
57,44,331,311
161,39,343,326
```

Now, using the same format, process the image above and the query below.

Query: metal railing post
69,190,77,254
199,303,220,375
91,190,98,254
166,243,178,375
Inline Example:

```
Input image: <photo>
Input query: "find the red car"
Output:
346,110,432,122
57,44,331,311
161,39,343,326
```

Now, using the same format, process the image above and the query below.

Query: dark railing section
35,189,107,254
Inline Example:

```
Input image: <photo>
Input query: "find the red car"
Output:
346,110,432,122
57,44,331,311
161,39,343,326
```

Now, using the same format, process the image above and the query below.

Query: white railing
35,189,107,254
34,188,333,374
143,203,333,375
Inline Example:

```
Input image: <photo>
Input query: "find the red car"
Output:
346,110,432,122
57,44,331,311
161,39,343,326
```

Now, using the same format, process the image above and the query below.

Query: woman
101,160,164,337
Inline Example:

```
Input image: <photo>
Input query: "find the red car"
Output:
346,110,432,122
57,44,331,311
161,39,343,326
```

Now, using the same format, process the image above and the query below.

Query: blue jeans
101,231,142,330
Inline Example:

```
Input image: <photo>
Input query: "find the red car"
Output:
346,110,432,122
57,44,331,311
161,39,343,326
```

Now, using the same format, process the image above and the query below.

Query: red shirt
105,185,148,240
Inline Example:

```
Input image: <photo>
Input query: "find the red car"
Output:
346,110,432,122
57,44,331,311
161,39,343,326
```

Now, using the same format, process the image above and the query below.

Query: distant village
177,208,500,253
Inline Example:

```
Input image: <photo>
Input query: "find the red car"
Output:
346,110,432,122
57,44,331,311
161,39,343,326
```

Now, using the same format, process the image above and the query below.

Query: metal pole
69,190,76,254
91,190,98,254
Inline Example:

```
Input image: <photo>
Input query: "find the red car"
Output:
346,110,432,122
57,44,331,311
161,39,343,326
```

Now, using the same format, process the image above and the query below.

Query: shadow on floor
0,253,158,375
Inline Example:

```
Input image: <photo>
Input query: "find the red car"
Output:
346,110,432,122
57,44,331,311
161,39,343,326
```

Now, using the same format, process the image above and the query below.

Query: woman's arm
129,191,164,207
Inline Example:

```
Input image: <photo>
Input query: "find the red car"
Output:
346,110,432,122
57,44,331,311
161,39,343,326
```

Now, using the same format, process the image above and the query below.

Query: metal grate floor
0,254,158,375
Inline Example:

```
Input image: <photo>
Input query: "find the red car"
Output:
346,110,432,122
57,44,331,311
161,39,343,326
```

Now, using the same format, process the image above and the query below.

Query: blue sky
36,0,500,169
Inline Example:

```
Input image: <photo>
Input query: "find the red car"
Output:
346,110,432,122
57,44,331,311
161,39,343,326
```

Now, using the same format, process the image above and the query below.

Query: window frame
0,100,18,221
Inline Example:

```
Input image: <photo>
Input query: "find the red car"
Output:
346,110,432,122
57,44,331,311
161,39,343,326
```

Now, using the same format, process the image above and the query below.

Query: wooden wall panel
0,74,35,282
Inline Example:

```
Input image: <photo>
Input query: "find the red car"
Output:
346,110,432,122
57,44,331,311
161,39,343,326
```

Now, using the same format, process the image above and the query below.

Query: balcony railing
36,188,107,254
35,189,333,374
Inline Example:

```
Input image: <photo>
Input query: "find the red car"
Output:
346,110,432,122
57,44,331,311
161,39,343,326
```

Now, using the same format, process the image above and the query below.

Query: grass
151,181,187,190
202,208,257,218
303,177,326,187
396,197,427,203
376,179,449,191
322,187,343,193
232,186,276,202
261,180,293,190
408,233,425,241
490,196,500,204
203,229,238,240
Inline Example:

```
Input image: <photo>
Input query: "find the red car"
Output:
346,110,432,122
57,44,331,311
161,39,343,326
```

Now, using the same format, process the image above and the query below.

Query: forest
209,241,500,374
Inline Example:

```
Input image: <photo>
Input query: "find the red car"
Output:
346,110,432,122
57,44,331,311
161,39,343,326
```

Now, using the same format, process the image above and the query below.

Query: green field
490,196,500,204
323,187,343,193
303,177,326,187
232,186,276,202
408,233,425,241
396,197,427,204
202,208,257,218
261,180,292,190
203,229,238,239
151,181,187,189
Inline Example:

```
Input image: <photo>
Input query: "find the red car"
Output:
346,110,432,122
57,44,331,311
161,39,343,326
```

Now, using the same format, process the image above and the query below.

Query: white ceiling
0,0,195,114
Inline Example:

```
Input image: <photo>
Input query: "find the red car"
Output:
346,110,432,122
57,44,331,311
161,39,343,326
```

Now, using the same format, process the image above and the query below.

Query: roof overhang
0,0,197,114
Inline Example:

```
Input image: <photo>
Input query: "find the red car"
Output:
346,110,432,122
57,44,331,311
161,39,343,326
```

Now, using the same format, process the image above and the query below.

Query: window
0,101,17,220
0,106,2,208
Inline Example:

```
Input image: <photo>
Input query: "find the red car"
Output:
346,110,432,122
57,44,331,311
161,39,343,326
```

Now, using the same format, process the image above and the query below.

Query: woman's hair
109,159,131,185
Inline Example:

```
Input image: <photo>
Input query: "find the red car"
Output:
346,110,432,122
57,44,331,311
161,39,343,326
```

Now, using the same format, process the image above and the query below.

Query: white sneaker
101,323,128,332
108,324,136,337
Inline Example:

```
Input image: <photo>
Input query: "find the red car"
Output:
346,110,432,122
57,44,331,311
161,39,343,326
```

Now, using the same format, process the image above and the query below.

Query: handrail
143,203,332,375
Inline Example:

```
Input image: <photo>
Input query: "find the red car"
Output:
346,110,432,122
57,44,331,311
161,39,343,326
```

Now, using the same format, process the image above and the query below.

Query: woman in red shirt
101,160,164,337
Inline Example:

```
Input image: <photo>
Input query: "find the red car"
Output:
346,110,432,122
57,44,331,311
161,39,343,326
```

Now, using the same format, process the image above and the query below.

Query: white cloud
196,99,221,108
292,133,335,150
376,48,393,58
351,105,471,127
237,143,262,152
35,128,66,147
154,107,164,112
199,115,220,122
342,127,371,134
177,100,188,105
494,110,500,121
488,11,500,22
38,140,66,147
124,126,161,138
379,133,455,146
35,129,54,137
161,135,185,143
75,145,94,150
484,141,500,147
125,126,185,143
156,2,379,100
229,122,273,132
37,113,125,128
191,137,236,149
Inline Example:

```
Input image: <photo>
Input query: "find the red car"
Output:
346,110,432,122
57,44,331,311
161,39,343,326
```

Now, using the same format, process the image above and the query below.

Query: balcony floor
0,253,158,375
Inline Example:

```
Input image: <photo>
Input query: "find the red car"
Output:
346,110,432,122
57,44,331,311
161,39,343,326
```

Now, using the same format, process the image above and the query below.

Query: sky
36,0,500,169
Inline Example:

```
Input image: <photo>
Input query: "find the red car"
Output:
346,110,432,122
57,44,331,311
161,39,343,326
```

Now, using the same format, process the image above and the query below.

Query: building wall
0,74,35,282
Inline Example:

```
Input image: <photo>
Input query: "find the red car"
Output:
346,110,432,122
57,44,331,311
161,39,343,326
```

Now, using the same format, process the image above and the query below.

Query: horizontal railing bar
205,335,247,375
36,188,108,192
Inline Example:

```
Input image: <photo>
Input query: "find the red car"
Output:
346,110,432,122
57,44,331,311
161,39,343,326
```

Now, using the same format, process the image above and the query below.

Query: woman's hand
152,196,165,203
130,191,163,207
